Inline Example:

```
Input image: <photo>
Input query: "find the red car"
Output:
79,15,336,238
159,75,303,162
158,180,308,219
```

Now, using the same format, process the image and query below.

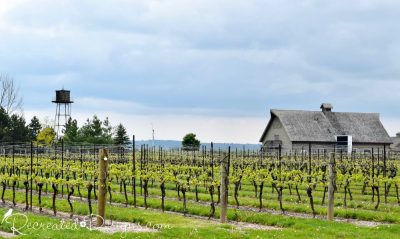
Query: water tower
52,89,73,138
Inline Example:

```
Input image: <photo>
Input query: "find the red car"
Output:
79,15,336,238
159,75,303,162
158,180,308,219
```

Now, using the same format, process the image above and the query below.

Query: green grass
9,178,400,224
1,188,400,238
0,207,275,239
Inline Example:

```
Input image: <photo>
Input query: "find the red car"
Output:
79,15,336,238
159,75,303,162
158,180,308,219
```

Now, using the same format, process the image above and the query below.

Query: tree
182,133,200,151
36,127,56,146
0,107,30,143
0,107,10,141
91,115,103,139
63,117,79,143
114,123,130,145
102,117,113,142
28,116,41,141
6,114,29,142
78,115,113,144
0,74,23,115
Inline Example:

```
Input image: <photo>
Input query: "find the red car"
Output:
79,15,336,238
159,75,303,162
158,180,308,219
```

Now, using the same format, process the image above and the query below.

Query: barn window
274,135,280,140
336,135,352,154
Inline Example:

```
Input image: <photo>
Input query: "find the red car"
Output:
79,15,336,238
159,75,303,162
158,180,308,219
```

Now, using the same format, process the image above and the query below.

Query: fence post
220,152,229,223
308,143,312,177
12,145,15,175
327,152,336,220
132,135,136,207
30,141,33,210
97,148,108,227
384,145,387,203
61,139,64,197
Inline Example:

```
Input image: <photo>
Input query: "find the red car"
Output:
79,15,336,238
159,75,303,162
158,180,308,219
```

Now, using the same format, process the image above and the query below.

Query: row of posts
218,150,337,223
1,138,374,224
94,147,339,224
59,139,388,224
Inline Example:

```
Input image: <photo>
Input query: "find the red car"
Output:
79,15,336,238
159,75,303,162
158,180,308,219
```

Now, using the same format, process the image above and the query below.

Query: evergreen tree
7,114,29,142
0,107,10,141
78,115,113,144
63,117,79,143
182,133,200,151
28,116,41,141
102,117,113,143
91,115,103,139
114,123,130,145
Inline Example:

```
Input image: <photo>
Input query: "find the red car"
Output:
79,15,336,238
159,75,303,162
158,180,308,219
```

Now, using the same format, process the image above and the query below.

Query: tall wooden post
220,152,229,223
30,141,33,210
308,143,312,177
384,145,387,203
12,145,14,176
211,142,214,179
132,135,136,207
278,144,282,175
327,152,336,220
97,148,108,227
383,145,387,177
61,139,64,197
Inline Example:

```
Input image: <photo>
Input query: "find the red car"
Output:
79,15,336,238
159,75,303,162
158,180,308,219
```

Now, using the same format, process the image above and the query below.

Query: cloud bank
1,0,400,142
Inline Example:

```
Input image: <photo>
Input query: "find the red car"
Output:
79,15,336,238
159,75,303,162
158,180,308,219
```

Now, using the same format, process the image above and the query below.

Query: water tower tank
52,90,73,103
52,89,74,139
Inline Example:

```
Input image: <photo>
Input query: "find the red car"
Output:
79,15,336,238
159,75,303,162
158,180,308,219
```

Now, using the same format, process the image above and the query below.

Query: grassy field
0,188,400,238
14,179,399,223
1,148,400,238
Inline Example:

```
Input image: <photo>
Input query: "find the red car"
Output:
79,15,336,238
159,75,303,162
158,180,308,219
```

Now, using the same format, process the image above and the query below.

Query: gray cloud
0,0,400,141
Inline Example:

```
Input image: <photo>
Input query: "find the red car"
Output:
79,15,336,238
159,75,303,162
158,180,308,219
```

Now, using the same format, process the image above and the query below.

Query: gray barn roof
260,106,392,144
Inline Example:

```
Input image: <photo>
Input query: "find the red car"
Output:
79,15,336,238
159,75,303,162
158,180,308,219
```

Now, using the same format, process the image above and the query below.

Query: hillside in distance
135,140,261,151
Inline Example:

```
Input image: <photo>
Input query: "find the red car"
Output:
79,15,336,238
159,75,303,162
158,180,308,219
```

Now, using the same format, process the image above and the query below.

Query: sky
1,0,400,144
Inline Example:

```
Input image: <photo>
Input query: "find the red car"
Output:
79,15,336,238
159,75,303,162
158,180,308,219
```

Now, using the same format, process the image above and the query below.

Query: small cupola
320,103,333,113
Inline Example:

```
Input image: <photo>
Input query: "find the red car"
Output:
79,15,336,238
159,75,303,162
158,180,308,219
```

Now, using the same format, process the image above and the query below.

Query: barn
259,103,392,153
390,133,400,152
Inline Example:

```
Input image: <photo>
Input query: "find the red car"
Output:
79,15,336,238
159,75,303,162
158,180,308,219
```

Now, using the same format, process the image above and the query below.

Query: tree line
0,74,130,146
0,73,198,148
0,109,130,146
63,116,130,145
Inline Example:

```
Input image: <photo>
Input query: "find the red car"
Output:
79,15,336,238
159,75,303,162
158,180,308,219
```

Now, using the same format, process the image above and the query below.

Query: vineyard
0,141,400,238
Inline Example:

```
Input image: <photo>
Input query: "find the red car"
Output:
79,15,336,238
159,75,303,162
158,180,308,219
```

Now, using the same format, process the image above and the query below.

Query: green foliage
0,107,30,143
36,127,56,146
63,117,79,143
62,116,120,145
0,107,10,140
182,133,200,151
0,106,129,145
102,117,113,140
62,116,132,145
114,123,130,145
7,114,29,142
28,116,41,141
77,115,113,144
2,148,400,239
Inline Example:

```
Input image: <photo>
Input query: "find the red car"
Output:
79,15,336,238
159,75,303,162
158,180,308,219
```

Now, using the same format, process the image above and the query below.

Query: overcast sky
1,0,400,143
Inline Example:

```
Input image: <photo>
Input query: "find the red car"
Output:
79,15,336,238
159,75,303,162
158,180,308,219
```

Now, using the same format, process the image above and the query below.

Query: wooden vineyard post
132,135,136,207
327,152,336,220
30,141,33,210
61,139,64,198
97,148,109,227
384,145,387,203
220,152,229,223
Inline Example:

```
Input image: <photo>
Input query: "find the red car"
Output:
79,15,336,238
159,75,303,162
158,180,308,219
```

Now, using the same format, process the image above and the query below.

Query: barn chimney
320,103,333,113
